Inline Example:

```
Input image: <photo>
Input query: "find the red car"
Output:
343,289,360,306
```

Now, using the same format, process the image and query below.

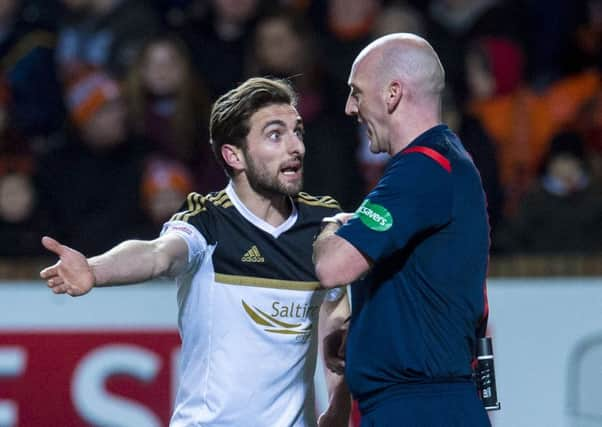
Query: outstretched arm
317,290,352,427
40,233,189,296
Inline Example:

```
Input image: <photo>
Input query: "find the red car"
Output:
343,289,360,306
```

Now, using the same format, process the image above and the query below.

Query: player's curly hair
209,77,297,177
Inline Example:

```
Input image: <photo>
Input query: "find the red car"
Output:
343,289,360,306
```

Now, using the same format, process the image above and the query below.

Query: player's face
345,57,389,154
242,103,305,197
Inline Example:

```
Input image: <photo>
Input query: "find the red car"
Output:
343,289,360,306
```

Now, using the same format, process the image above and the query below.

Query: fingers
334,212,355,225
50,282,78,296
49,282,85,297
40,262,59,280
46,276,64,288
41,236,65,256
326,359,345,375
50,283,70,294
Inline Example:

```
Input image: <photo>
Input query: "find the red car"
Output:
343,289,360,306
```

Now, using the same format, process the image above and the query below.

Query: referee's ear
386,80,403,114
222,144,244,173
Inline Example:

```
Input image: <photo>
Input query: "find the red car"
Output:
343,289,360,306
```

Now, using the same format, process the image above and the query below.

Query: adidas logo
241,245,265,263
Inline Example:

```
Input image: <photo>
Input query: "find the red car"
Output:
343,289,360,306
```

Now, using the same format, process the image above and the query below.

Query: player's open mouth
280,162,302,177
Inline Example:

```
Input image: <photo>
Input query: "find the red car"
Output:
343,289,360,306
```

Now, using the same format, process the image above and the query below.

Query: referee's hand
322,212,355,227
40,236,95,297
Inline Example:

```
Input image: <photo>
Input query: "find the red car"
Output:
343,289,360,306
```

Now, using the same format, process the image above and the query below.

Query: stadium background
1,0,601,426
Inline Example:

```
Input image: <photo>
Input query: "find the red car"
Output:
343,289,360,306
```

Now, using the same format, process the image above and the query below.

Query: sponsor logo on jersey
241,299,318,342
356,199,393,231
241,245,265,263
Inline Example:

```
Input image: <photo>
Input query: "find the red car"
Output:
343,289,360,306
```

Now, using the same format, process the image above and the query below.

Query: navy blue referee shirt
337,124,490,406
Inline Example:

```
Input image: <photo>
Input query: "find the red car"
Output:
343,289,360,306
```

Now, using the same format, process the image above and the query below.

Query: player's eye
294,127,305,140
268,130,281,141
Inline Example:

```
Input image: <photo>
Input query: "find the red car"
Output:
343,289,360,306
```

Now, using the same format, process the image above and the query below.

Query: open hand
40,236,95,297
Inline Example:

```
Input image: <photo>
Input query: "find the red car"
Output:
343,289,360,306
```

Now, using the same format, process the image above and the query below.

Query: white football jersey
163,184,342,427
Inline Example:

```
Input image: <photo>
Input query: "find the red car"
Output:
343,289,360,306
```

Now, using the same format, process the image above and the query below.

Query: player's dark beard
244,152,303,197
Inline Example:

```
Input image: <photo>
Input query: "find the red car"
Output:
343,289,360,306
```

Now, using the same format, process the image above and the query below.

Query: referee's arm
313,213,371,288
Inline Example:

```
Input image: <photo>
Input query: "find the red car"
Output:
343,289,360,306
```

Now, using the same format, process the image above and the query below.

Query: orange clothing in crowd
470,70,601,190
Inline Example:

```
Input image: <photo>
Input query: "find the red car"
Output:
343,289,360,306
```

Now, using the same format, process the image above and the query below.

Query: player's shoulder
170,190,233,222
293,192,341,222
294,192,341,212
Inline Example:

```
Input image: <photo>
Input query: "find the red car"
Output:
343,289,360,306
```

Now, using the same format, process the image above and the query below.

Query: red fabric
480,37,525,96
351,399,362,426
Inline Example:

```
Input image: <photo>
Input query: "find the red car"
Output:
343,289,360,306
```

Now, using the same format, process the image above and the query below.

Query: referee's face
242,103,305,197
346,54,389,155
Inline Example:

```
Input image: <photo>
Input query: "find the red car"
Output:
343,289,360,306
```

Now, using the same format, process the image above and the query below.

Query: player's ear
221,144,245,172
386,80,402,113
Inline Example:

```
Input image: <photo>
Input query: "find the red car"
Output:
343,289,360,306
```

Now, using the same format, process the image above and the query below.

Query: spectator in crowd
464,36,529,215
55,0,162,79
466,36,601,215
371,1,425,38
0,0,64,139
499,131,602,254
0,0,596,260
0,77,52,256
178,0,264,99
0,163,49,257
526,0,597,87
248,9,363,209
303,0,383,108
425,0,527,99
37,69,153,255
561,0,602,76
140,155,194,229
125,35,224,193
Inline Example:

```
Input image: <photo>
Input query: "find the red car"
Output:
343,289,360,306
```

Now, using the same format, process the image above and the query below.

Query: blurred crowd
0,0,601,257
